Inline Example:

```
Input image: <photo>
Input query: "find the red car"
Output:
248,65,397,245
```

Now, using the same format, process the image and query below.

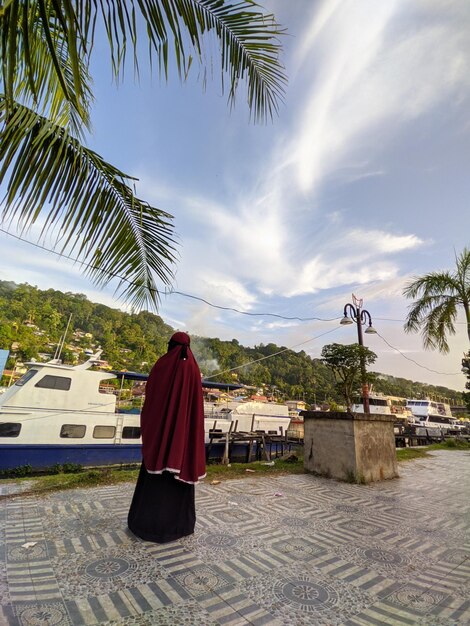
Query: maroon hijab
140,332,206,484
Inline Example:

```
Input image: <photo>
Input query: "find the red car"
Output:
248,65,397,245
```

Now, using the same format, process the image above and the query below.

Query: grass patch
3,439,467,497
396,437,470,462
1,456,304,498
206,456,304,482
428,438,470,451
396,448,430,462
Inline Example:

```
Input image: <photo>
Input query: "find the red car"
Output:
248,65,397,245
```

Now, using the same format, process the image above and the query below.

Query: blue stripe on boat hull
0,441,296,471
0,444,142,470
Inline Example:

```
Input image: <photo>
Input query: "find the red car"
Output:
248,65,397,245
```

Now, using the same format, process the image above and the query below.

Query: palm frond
421,299,458,353
1,0,92,134
403,257,470,352
456,246,470,292
88,0,287,121
0,99,176,309
403,271,458,300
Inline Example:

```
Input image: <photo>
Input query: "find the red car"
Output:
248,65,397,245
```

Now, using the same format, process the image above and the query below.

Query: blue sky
1,0,469,391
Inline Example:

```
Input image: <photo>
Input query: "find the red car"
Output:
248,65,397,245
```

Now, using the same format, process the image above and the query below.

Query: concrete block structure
302,411,399,483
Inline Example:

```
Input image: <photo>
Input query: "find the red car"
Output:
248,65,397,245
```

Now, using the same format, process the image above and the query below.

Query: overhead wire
0,228,467,324
0,227,465,380
204,326,341,380
6,327,341,423
164,288,340,321
374,330,462,376
0,227,338,322
375,316,466,326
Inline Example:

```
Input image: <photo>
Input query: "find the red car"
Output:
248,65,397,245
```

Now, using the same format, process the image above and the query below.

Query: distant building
93,360,112,370
250,394,268,402
286,400,307,412
451,405,468,417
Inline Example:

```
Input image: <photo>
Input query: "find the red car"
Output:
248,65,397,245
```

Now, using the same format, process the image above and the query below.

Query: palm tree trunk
464,301,470,346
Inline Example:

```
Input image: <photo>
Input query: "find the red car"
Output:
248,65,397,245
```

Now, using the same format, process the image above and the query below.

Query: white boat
352,395,414,424
205,400,291,436
0,354,290,471
352,394,393,415
405,399,460,431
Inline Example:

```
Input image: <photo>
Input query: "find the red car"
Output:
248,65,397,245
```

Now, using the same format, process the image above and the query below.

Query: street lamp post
340,294,376,414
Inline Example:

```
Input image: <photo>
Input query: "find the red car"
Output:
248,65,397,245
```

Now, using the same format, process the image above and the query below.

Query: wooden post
222,431,230,465
247,437,254,463
261,434,271,461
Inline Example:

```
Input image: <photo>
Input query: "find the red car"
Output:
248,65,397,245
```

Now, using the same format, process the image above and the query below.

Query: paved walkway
0,450,469,626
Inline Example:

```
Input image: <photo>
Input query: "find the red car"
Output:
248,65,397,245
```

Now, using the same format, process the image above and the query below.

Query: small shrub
0,464,33,478
62,463,82,474
85,470,101,479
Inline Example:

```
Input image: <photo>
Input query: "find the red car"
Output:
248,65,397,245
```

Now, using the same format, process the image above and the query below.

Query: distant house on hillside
93,360,112,370
286,400,307,412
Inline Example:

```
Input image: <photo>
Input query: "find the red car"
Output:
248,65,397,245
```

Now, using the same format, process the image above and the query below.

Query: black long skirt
127,464,196,543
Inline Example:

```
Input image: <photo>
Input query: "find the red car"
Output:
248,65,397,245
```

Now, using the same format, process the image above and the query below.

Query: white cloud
279,0,470,196
338,230,424,255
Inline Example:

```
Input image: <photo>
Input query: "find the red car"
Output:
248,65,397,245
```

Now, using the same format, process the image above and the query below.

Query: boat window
35,375,71,391
60,424,86,438
0,422,22,437
93,425,116,439
369,398,387,406
433,417,452,425
99,381,117,395
15,369,38,386
122,426,141,439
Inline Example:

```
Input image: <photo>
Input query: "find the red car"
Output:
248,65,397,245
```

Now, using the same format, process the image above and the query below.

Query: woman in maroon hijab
128,332,206,543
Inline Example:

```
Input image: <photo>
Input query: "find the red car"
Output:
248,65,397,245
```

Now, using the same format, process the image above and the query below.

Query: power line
375,316,466,326
204,326,340,380
375,331,462,376
8,329,342,422
0,227,339,322
1,227,467,370
164,288,340,322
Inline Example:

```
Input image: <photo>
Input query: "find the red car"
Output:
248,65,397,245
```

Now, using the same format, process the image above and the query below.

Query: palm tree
403,248,470,353
0,1,286,309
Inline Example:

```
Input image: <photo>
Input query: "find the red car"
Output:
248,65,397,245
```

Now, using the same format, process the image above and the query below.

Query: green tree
321,343,377,411
403,247,470,353
0,1,286,309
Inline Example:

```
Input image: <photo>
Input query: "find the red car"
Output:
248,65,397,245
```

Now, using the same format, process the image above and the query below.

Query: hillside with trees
0,281,464,406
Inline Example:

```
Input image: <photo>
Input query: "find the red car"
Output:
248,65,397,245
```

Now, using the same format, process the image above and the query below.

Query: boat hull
0,443,142,471
0,440,294,471
0,357,292,472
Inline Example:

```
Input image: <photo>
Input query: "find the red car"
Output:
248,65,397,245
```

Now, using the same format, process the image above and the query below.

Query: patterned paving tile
98,599,219,625
0,449,469,625
234,561,374,625
63,580,191,625
181,528,266,562
13,601,72,626
51,545,170,599
171,564,236,598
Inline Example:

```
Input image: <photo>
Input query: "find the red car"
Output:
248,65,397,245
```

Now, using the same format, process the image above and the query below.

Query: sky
1,0,469,391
